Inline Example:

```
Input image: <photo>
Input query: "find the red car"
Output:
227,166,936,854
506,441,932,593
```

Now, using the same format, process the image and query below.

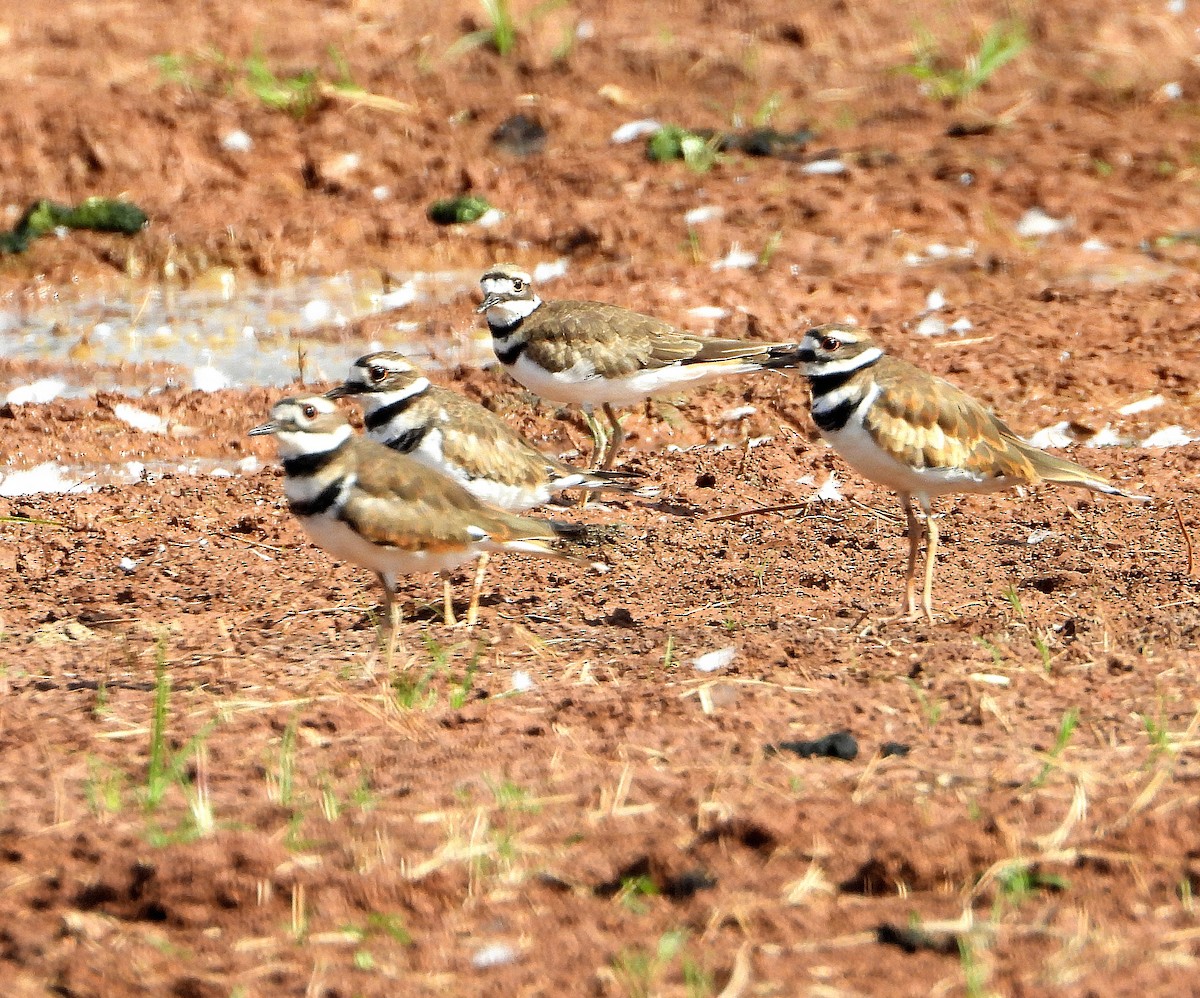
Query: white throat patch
273,422,353,458
360,376,430,413
486,295,541,329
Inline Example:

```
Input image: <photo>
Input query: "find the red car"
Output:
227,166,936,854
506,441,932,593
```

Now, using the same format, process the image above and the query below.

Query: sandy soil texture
2,1,1200,995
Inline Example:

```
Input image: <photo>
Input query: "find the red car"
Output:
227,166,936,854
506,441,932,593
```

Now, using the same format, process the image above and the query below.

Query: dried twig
1172,499,1195,576
707,501,811,523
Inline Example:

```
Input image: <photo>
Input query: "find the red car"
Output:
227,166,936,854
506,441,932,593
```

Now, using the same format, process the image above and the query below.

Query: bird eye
511,278,524,292
368,365,386,383
302,404,317,419
820,335,842,352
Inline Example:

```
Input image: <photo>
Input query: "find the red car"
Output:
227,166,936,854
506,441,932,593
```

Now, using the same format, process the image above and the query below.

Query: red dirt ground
2,2,1200,995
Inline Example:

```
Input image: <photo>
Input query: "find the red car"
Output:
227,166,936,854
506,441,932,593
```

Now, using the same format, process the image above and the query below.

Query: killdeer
325,351,637,511
795,324,1150,622
477,263,805,469
249,395,583,637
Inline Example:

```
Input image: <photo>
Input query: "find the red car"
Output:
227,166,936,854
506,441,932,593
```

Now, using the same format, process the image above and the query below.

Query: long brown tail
1022,445,1151,502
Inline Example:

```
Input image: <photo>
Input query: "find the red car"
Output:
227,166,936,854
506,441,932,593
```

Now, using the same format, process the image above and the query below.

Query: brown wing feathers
346,440,560,552
534,301,795,376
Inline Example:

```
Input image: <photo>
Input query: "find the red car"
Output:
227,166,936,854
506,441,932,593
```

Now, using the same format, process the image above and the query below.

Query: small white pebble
812,472,843,502
611,119,662,144
1118,395,1164,416
372,185,391,201
192,365,230,393
684,205,723,226
1026,529,1055,545
114,403,167,434
6,378,67,405
119,557,138,572
472,943,518,969
532,258,569,283
710,244,757,271
511,671,534,693
924,288,946,312
376,284,418,310
301,299,333,325
1141,425,1196,448
687,305,728,321
0,463,91,497
476,208,505,228
693,646,736,673
1016,207,1072,239
720,405,757,423
1025,421,1073,449
949,317,974,333
1080,237,1109,253
1084,425,1125,448
914,316,947,337
969,673,1011,686
1161,81,1183,101
800,158,847,175
220,129,253,153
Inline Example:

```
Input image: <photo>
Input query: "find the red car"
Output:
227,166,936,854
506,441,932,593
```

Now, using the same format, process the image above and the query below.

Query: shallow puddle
0,456,260,497
0,268,488,396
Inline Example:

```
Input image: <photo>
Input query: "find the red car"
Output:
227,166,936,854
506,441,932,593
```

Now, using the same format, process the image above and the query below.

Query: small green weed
958,933,992,998
1030,706,1079,788
614,873,659,914
1032,630,1053,674
153,46,405,118
1140,702,1174,763
757,229,783,269
994,862,1068,911
269,716,298,808
905,678,944,727
897,21,1028,104
138,639,219,842
647,126,723,173
447,0,569,61
84,757,125,817
611,929,712,998
486,777,539,814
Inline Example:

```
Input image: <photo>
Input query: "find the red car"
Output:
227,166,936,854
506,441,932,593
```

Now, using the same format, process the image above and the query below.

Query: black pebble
876,922,960,955
491,114,547,157
768,730,858,761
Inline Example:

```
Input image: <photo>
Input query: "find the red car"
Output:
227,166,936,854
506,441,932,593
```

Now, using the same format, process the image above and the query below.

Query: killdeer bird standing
326,352,637,511
249,395,584,643
477,263,805,469
795,324,1150,622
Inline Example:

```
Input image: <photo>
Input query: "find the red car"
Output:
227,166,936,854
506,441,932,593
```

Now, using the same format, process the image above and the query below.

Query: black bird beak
248,420,279,437
476,293,500,314
324,383,356,399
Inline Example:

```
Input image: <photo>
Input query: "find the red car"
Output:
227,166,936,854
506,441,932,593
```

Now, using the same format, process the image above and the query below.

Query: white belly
824,393,1018,501
297,513,479,585
505,351,760,407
